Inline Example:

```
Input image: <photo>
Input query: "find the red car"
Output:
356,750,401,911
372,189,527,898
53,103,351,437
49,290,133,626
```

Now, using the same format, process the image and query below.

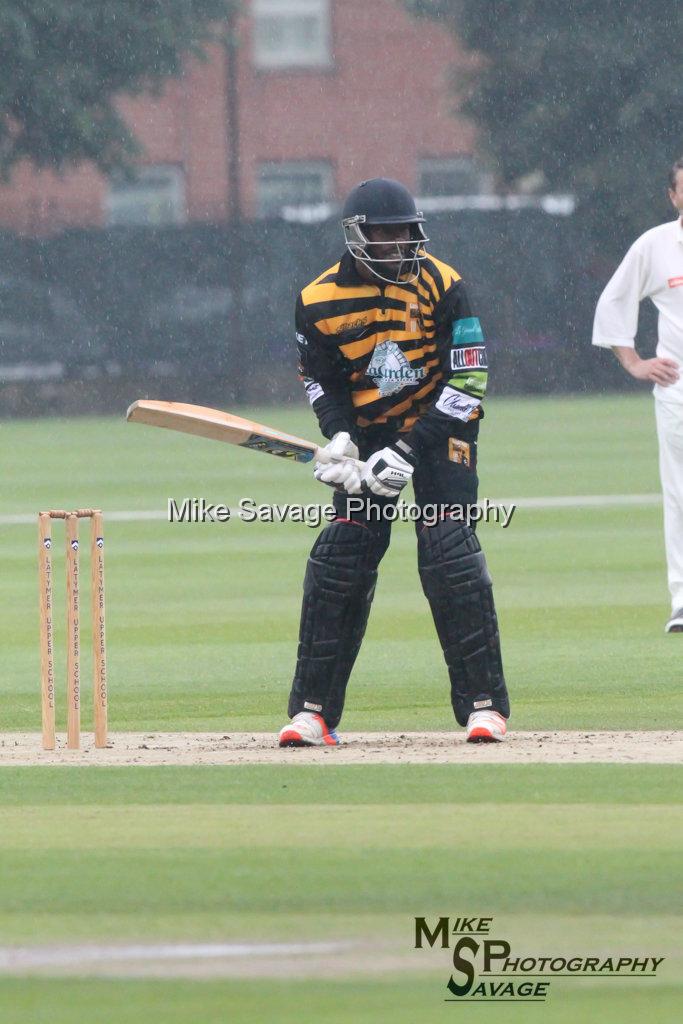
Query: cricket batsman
593,157,683,633
278,178,510,747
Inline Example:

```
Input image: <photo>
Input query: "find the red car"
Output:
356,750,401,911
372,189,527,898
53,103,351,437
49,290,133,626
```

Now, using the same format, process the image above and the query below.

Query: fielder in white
593,156,683,633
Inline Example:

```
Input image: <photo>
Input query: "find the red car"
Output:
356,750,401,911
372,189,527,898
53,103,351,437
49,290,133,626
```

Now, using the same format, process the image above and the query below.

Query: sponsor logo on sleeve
303,379,324,405
450,345,488,371
435,386,481,421
452,317,484,346
667,276,683,288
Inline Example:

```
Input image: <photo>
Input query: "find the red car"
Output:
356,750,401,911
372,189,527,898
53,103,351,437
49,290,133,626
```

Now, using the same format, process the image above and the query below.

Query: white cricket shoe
466,710,507,743
278,711,340,747
665,608,683,633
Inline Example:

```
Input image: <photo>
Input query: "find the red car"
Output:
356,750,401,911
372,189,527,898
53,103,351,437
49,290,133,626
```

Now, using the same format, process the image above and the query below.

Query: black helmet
341,178,428,284
342,178,424,224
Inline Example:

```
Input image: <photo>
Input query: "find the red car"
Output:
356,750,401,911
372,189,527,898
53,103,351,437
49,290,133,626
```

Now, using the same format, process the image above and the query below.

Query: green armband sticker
448,370,487,399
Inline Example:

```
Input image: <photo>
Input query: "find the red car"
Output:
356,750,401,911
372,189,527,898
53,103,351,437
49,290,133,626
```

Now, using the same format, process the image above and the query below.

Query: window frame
417,156,490,198
105,164,187,228
252,0,332,71
255,159,334,218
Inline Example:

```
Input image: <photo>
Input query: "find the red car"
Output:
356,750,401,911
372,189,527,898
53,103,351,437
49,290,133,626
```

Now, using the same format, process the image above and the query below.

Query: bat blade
126,400,321,463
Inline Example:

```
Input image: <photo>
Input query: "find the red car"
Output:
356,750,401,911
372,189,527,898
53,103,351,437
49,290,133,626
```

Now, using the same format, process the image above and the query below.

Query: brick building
0,0,483,236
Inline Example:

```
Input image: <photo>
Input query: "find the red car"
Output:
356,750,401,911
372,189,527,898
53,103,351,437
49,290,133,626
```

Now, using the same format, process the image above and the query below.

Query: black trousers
287,419,510,728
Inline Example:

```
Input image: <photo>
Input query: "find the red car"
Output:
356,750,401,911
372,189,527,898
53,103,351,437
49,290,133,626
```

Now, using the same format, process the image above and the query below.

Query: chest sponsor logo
668,276,683,288
450,345,488,371
366,341,427,397
335,317,368,335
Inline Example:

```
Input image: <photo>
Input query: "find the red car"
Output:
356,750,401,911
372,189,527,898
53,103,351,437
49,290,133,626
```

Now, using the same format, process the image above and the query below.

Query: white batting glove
314,432,362,494
362,446,413,497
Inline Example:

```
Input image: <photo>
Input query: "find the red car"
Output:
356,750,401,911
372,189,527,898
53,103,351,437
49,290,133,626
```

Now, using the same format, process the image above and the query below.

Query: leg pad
288,521,384,729
418,518,509,726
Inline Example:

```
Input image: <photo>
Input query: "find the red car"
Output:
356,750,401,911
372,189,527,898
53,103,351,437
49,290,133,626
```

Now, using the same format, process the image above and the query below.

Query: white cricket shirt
592,216,683,404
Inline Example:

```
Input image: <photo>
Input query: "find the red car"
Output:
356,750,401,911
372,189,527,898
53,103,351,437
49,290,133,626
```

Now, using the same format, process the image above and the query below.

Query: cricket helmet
341,178,428,284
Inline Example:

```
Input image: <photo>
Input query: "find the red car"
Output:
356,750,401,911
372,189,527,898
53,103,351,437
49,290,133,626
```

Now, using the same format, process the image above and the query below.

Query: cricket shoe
278,712,340,747
466,710,507,743
665,608,683,633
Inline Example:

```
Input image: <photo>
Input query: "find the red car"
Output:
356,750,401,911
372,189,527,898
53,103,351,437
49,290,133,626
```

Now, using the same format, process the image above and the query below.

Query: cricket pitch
0,731,680,765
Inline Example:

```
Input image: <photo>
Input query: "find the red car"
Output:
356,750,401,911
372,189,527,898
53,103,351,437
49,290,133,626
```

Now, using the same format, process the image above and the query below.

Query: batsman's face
669,169,683,215
364,224,412,275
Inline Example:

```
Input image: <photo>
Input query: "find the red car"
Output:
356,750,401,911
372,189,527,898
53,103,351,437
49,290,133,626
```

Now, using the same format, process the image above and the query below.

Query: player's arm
592,242,679,386
400,280,486,460
361,281,484,496
295,294,357,441
611,345,679,385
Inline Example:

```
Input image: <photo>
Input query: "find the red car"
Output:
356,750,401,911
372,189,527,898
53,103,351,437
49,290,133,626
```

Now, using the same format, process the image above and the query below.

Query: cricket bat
126,400,364,467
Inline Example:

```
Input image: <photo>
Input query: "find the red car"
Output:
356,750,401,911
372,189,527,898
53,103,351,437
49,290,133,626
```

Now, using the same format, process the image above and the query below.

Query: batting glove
362,445,414,497
314,431,362,494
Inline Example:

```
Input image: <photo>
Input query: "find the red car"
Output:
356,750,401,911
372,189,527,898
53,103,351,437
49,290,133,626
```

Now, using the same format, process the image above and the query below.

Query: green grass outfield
0,394,679,731
0,765,681,1023
2,982,681,1024
1,394,681,1022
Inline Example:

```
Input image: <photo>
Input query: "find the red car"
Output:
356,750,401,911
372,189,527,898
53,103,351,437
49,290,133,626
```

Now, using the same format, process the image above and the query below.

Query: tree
0,0,237,177
406,1,682,243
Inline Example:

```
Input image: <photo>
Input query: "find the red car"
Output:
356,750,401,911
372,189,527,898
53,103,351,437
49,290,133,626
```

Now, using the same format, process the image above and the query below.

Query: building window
252,0,331,70
418,157,489,197
105,165,186,227
256,161,333,217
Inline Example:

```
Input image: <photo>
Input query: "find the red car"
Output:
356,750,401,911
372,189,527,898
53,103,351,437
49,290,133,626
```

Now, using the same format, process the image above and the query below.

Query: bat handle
312,446,366,471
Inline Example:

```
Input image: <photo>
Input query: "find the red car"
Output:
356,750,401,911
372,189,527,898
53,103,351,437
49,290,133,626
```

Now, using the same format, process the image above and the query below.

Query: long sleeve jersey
296,250,488,459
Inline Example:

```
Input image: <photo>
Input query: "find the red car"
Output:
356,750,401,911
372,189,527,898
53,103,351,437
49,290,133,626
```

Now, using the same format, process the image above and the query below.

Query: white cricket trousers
655,399,683,613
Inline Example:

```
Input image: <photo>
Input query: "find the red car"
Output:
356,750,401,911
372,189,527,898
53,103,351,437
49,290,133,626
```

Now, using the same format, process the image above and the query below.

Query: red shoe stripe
469,727,496,739
279,729,305,746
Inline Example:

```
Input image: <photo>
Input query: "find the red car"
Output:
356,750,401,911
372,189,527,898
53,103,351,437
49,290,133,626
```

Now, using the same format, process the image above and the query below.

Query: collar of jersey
336,251,368,287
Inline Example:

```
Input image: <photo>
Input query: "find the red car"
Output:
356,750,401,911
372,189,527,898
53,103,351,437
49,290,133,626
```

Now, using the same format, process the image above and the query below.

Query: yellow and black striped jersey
296,250,488,453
